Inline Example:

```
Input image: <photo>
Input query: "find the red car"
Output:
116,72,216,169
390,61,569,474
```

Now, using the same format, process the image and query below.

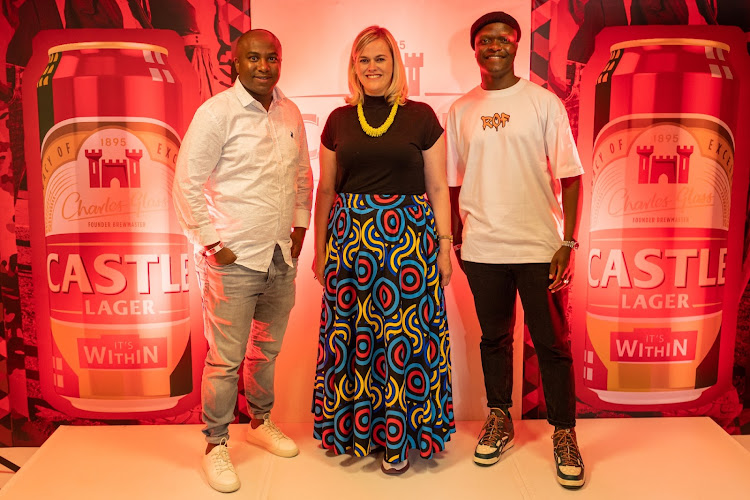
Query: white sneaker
246,414,299,458
201,438,240,493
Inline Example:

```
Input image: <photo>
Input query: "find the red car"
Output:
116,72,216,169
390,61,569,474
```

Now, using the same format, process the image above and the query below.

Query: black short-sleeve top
320,95,443,194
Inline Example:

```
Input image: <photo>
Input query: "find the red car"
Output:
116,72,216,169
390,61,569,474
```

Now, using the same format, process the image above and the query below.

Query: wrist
204,241,225,256
561,239,578,250
437,234,453,244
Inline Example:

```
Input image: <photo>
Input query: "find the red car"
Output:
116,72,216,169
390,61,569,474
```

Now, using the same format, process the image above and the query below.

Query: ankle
250,413,270,429
490,407,510,419
206,443,218,454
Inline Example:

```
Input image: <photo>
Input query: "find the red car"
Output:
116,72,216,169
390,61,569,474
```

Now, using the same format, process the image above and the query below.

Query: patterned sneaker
552,427,585,489
246,414,299,457
201,438,240,493
474,408,515,466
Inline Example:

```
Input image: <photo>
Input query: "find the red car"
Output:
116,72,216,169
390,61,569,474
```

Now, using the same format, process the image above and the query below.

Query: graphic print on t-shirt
481,112,511,131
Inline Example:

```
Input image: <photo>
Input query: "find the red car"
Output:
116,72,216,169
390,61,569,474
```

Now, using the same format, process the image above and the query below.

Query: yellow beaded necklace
357,99,399,137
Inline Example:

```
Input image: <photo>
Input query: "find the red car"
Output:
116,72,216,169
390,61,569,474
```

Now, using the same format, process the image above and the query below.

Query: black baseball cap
470,11,521,49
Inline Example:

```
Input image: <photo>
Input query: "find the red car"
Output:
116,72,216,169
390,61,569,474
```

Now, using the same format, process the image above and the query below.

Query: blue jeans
463,261,576,429
196,245,296,444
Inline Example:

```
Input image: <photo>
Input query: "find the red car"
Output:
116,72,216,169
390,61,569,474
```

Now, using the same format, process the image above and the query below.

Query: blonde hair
346,26,408,106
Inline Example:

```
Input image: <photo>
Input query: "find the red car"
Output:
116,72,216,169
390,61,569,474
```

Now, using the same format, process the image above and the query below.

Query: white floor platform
0,417,748,499
0,449,38,491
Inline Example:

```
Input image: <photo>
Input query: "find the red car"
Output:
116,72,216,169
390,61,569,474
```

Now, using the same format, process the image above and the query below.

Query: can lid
49,41,168,56
611,38,730,52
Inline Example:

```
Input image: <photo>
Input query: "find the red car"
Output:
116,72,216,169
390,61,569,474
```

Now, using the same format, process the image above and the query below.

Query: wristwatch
561,239,579,250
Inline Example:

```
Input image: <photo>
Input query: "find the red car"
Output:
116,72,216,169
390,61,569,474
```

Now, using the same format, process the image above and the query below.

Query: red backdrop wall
1,0,749,446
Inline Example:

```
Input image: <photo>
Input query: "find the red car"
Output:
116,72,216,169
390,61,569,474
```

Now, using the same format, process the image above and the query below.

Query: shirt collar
232,77,286,110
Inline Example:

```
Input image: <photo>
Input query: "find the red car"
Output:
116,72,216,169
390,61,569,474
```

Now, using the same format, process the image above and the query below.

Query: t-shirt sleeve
418,102,444,150
545,94,584,179
445,103,462,187
320,108,338,151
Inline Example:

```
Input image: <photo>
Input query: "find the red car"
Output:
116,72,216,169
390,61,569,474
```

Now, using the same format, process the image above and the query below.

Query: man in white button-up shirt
173,29,312,493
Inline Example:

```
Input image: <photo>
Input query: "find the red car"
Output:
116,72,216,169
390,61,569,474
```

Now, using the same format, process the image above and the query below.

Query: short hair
346,26,407,106
234,29,282,58
470,12,521,49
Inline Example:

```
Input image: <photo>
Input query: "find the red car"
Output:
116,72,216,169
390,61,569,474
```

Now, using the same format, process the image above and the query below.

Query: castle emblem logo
86,149,143,188
404,53,423,96
636,145,693,184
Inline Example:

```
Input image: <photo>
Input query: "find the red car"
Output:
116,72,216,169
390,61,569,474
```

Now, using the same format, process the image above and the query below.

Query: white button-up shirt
173,78,313,271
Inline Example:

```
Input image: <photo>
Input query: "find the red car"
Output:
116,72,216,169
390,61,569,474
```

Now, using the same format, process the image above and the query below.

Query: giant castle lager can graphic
584,39,737,404
36,42,192,412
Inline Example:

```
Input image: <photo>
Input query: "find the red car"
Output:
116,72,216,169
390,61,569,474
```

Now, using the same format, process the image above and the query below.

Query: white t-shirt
446,78,584,264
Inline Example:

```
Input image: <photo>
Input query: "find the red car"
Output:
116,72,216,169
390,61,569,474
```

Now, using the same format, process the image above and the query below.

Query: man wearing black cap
446,11,585,489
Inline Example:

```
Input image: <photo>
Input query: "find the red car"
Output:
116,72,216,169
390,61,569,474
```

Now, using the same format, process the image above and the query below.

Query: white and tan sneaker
474,408,515,466
201,438,240,493
246,414,299,458
552,427,585,489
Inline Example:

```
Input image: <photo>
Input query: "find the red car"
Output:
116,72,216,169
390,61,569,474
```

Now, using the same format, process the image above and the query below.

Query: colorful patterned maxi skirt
312,193,455,464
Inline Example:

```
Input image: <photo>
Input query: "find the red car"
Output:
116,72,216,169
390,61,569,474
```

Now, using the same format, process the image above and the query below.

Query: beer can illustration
36,42,193,413
584,39,737,404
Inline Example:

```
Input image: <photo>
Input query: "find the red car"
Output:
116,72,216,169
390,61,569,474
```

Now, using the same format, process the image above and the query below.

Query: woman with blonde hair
312,26,455,474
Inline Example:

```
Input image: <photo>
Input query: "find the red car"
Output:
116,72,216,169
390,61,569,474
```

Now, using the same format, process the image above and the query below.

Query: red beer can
584,39,737,405
36,42,193,413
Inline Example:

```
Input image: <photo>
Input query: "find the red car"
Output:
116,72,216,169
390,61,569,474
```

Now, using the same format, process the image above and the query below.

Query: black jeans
463,261,576,428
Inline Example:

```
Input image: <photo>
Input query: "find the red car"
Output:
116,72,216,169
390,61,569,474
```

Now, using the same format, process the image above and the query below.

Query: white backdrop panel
252,0,532,422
